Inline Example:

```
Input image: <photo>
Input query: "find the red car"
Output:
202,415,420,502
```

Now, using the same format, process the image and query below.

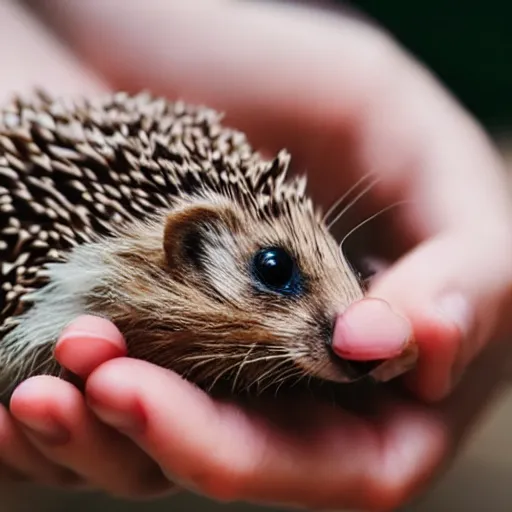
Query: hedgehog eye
252,247,301,296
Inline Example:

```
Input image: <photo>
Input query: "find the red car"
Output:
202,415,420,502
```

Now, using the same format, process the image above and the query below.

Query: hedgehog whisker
255,363,304,395
231,353,300,373
285,365,311,390
272,368,307,396
252,360,290,394
147,350,237,373
322,172,378,225
179,352,246,383
6,345,58,396
206,354,267,393
269,365,304,391
185,358,225,382
232,341,257,393
176,354,249,378
182,351,298,393
339,200,411,251
175,352,253,363
252,356,302,393
180,345,293,358
136,342,297,381
326,176,381,232
148,341,292,358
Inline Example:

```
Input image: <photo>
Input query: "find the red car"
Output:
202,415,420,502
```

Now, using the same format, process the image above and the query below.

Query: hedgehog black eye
252,247,301,296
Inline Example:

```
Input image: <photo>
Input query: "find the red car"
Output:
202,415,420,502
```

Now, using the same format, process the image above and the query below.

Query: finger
332,297,413,361
55,315,127,380
0,402,79,486
368,231,512,402
10,375,172,498
0,0,105,103
85,357,446,510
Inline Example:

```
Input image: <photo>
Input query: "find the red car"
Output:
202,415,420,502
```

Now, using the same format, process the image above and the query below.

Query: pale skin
1,0,512,510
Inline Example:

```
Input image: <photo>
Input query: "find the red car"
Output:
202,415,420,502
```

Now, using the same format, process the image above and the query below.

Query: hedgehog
0,90,417,402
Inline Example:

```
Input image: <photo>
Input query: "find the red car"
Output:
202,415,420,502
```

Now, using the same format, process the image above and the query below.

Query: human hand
9,314,511,511
4,0,512,509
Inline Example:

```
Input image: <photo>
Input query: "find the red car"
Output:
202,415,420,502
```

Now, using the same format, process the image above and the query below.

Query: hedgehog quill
0,91,417,402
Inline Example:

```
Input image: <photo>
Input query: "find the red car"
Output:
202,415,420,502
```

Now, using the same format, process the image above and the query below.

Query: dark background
343,1,512,132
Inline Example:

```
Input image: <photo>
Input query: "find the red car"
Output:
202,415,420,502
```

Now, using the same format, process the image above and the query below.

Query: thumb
368,229,512,402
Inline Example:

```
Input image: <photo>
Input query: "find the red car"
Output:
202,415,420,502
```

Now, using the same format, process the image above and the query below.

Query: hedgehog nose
329,298,411,378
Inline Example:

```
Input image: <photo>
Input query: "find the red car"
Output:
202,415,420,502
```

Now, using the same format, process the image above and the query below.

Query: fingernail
54,335,125,378
57,333,119,351
87,395,145,435
20,416,70,445
332,298,412,361
55,317,126,378
58,315,124,349
436,292,472,337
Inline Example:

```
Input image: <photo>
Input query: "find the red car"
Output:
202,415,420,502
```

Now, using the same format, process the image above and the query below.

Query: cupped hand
3,0,512,509
9,313,511,510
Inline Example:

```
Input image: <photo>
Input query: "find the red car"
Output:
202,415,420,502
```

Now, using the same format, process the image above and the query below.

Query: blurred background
4,1,512,510
347,0,512,133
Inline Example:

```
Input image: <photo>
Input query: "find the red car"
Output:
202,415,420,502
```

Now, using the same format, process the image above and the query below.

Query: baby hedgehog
0,91,415,401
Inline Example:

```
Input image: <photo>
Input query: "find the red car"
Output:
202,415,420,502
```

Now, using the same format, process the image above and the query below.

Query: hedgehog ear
163,205,240,270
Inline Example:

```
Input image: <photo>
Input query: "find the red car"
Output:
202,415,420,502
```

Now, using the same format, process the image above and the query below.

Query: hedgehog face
86,193,392,393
